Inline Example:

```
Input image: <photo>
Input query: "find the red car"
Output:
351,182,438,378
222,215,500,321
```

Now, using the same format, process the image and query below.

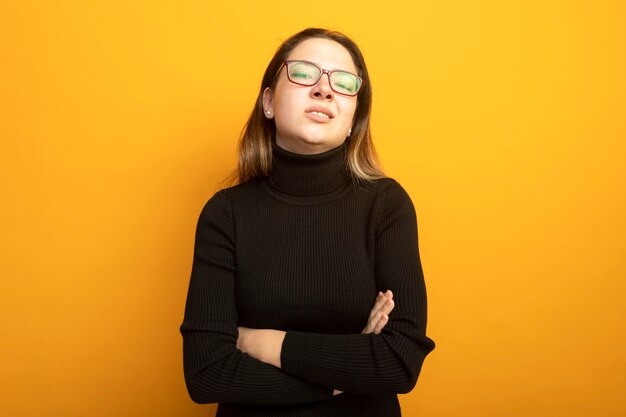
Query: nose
310,72,334,101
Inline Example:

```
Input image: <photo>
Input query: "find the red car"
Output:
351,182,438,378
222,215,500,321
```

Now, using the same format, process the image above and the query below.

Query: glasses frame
277,60,364,97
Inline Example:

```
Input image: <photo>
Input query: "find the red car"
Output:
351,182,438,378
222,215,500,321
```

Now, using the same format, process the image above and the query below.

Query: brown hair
232,28,384,185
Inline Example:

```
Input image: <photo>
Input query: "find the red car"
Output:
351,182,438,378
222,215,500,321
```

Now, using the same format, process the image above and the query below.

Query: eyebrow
289,59,358,75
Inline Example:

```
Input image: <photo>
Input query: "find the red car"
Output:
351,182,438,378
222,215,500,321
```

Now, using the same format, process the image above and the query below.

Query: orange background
2,1,625,416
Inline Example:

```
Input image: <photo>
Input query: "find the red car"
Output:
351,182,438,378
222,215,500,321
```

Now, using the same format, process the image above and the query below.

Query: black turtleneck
180,143,435,417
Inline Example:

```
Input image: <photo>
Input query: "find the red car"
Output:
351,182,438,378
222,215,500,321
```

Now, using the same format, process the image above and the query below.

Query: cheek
273,90,304,118
339,100,358,124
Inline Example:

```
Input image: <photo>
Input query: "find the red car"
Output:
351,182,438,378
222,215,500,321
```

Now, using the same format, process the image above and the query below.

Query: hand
333,292,395,396
362,290,394,334
237,327,285,368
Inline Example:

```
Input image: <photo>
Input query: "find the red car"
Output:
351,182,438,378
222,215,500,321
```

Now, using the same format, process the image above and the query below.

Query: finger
363,306,384,334
367,298,392,330
367,293,394,328
366,309,384,333
367,292,386,321
367,299,395,332
373,314,388,334
371,312,386,334
371,290,393,315
372,297,394,320
363,291,395,334
381,298,395,316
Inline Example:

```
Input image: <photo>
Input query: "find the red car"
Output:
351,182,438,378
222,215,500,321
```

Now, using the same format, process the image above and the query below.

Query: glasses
279,60,364,96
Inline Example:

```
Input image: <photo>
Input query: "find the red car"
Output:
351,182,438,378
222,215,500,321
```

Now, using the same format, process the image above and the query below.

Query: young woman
180,28,435,416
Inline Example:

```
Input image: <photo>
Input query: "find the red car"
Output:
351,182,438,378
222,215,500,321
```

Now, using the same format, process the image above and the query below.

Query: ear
262,87,274,119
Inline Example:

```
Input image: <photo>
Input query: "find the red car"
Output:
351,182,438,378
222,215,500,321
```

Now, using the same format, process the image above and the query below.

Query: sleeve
180,190,333,405
280,180,435,395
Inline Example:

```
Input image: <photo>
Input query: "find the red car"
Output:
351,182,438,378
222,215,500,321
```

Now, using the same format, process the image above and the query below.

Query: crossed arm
236,290,395,369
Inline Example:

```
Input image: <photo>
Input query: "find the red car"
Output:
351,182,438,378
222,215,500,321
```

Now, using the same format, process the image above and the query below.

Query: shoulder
202,180,263,210
219,179,267,204
366,178,418,231
361,177,415,208
194,190,233,239
198,179,266,222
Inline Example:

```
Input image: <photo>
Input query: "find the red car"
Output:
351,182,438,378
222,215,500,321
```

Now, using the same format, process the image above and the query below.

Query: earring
347,128,352,137
265,110,271,115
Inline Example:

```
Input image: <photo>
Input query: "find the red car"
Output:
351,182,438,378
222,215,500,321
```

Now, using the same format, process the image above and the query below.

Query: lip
305,106,335,121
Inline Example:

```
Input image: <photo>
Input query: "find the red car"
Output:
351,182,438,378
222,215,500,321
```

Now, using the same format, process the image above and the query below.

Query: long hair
232,28,384,185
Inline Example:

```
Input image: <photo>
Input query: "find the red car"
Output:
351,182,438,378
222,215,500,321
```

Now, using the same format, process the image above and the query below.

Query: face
263,38,358,155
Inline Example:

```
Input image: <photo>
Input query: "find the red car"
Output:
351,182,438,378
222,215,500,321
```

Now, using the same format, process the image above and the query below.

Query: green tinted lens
287,61,320,84
330,71,361,95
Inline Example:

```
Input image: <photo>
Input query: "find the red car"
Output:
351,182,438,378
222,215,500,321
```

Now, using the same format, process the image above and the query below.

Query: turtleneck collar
268,142,351,197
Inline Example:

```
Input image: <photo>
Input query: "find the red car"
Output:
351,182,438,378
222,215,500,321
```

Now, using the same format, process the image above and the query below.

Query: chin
303,133,344,147
277,131,344,154
303,138,344,152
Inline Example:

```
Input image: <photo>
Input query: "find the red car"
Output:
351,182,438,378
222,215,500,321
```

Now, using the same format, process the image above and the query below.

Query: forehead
286,38,357,73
